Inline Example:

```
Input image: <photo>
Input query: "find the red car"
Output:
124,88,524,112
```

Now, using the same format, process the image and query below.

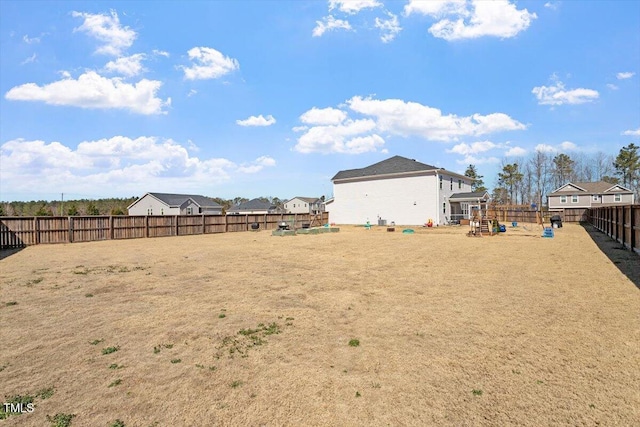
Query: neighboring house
548,181,635,210
226,198,282,215
284,197,324,214
127,193,223,216
330,155,474,225
448,191,491,222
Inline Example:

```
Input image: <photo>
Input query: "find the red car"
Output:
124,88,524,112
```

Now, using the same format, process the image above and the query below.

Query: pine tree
498,163,524,204
613,143,639,187
552,153,575,188
464,164,487,192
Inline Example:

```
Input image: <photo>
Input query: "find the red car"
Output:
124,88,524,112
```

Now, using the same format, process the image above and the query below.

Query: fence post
68,217,74,243
264,214,267,230
34,217,40,245
224,214,228,233
109,216,114,240
245,214,249,231
631,206,636,252
175,216,179,236
202,214,205,235
145,216,149,238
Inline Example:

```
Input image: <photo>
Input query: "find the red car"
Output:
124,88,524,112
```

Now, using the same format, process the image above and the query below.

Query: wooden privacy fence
486,207,589,223
589,205,639,254
0,212,330,250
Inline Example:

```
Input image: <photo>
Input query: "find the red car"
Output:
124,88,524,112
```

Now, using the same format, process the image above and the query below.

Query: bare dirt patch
1,224,639,426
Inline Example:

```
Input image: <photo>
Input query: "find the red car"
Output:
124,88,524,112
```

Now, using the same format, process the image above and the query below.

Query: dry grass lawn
1,223,639,426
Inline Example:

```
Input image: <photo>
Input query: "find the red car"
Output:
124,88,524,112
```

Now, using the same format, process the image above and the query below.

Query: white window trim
614,194,621,202
571,195,579,203
592,195,599,201
560,195,567,203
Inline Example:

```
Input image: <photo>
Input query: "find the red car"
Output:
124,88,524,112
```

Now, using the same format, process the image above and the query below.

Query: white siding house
284,197,324,214
330,156,473,225
127,193,222,216
548,181,634,209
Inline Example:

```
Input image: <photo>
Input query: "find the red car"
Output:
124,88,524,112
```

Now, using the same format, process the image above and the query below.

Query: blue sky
1,0,639,202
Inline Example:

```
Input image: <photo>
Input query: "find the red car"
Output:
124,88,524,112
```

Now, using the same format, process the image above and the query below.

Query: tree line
464,143,639,206
0,196,287,217
2,144,637,216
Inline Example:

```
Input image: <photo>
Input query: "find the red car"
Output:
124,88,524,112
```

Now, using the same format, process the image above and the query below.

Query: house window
560,195,567,203
147,208,153,215
305,203,307,207
571,195,578,203
443,202,446,214
187,207,193,215
450,177,453,190
615,194,621,202
439,176,442,189
461,202,469,217
458,179,462,189
592,195,598,201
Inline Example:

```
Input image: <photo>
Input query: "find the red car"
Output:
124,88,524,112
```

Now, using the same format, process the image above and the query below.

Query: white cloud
295,96,525,154
329,0,382,14
152,49,170,57
505,146,527,156
292,126,309,132
616,71,635,80
532,77,599,105
607,83,619,90
622,128,640,136
300,107,347,125
187,89,197,97
404,0,467,17
5,71,170,115
294,119,381,154
375,12,402,43
405,0,536,41
236,114,276,127
559,141,578,151
534,141,579,153
236,156,277,173
346,96,526,140
105,53,146,77
313,15,353,37
180,47,239,80
447,141,499,155
23,34,41,44
21,53,37,65
0,137,275,196
544,2,559,10
535,144,555,153
71,10,136,56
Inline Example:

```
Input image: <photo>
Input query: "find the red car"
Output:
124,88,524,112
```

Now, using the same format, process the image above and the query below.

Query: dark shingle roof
149,193,221,208
332,155,440,181
449,191,489,200
227,198,274,212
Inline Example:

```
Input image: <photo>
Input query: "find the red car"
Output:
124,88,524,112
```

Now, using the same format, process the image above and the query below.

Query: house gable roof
128,192,222,210
332,155,440,181
227,198,274,212
550,181,633,195
287,196,321,204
